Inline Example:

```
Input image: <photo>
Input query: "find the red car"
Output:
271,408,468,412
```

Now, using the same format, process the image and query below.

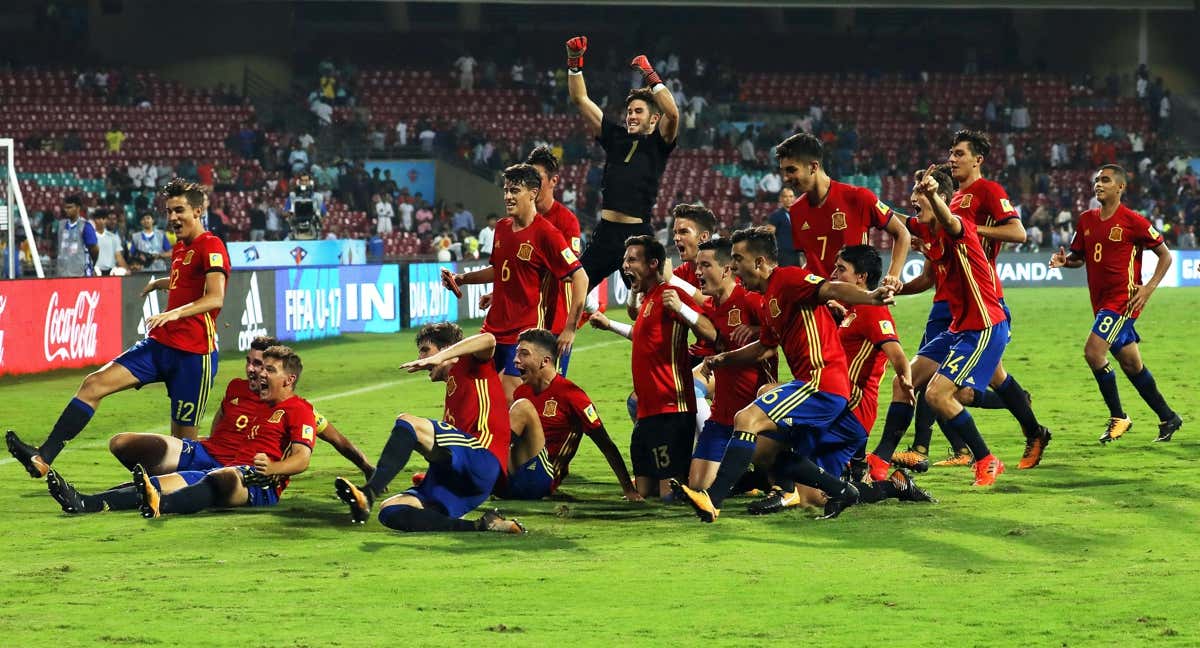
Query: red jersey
513,374,602,490
759,266,850,399
444,354,511,473
907,215,1007,332
673,260,699,288
540,201,583,334
950,177,1018,298
790,181,892,278
484,215,582,343
905,216,953,303
839,304,900,431
149,231,230,354
631,282,700,418
1069,205,1164,318
705,285,775,425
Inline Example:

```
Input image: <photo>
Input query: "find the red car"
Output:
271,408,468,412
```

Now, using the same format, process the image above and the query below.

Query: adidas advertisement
220,271,276,352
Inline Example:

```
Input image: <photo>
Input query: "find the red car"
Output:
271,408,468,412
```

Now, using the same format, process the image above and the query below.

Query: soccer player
510,328,642,501
622,235,716,499
672,227,895,522
1049,164,1181,443
565,36,679,290
441,164,586,402
776,133,910,289
527,145,583,375
8,179,230,479
668,203,716,298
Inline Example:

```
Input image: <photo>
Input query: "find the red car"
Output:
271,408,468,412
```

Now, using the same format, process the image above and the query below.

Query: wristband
652,83,667,94
677,304,700,326
609,321,632,338
668,274,694,293
568,69,583,76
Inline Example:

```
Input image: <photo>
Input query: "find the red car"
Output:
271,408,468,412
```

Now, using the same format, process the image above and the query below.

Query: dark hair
64,194,83,207
915,165,955,204
517,328,559,363
625,88,662,115
502,164,543,192
93,207,109,219
525,145,560,177
697,238,733,265
730,226,778,262
263,345,303,386
416,322,463,350
671,203,718,235
952,129,991,159
159,178,208,209
1098,164,1127,184
836,244,883,289
624,234,666,273
774,132,823,163
250,335,279,352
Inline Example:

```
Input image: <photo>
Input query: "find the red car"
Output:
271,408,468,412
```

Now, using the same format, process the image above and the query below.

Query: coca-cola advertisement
0,278,123,376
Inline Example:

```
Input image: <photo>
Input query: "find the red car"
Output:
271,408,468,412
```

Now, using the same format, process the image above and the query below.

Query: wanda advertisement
0,277,124,376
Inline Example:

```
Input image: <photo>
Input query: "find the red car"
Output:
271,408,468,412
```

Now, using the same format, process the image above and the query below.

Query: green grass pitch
1,288,1196,646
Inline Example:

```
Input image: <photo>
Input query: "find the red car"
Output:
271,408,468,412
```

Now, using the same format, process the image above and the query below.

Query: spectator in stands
286,173,325,240
1011,100,1031,131
738,130,756,164
63,129,83,152
561,183,578,212
128,212,171,272
397,195,415,232
214,162,235,191
739,168,758,200
454,53,478,91
758,167,782,200
54,195,98,278
368,123,387,152
288,144,310,176
477,213,497,260
104,123,126,152
248,200,267,242
451,203,474,232
127,159,147,188
1026,222,1043,253
1158,91,1172,135
419,125,436,153
373,193,395,234
394,119,409,148
1178,225,1197,250
310,96,333,127
415,197,434,235
197,159,215,188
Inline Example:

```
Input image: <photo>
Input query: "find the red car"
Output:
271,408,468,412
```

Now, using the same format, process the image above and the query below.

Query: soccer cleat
46,469,89,514
6,430,49,478
1099,417,1133,444
865,453,891,482
334,477,371,524
669,478,719,523
1153,414,1182,443
477,509,526,534
132,464,160,519
817,482,860,519
411,471,426,487
932,448,973,467
746,486,802,515
1018,427,1052,469
889,469,938,503
971,454,1005,487
890,448,930,473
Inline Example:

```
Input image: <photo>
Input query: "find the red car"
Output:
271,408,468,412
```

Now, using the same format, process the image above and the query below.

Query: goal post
0,138,45,279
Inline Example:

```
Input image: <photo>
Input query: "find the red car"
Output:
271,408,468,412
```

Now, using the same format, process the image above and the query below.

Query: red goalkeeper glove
566,36,588,71
630,55,662,87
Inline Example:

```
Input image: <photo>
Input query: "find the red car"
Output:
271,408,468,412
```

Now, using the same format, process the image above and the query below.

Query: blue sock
365,418,418,499
872,402,914,461
41,397,96,463
1092,364,1125,418
707,431,756,508
943,410,990,460
1127,367,1175,421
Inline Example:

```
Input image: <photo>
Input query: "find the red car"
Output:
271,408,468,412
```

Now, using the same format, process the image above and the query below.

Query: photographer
285,173,326,240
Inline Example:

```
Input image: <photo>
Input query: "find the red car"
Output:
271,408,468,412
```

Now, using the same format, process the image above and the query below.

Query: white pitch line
1,338,627,466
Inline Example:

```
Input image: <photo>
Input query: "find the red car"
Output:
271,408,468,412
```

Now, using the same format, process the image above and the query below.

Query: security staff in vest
56,194,99,277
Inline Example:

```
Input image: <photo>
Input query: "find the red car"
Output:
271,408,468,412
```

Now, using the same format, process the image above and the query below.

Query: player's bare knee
1117,354,1142,375
954,386,976,405
733,405,767,434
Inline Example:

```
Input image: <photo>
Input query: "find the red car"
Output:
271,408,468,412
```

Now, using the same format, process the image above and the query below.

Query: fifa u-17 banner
0,277,124,376
226,240,367,269
274,265,403,341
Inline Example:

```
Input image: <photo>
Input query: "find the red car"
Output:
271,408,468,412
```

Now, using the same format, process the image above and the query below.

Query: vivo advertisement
365,159,436,202
340,265,401,334
406,263,457,327
275,267,342,342
227,240,367,270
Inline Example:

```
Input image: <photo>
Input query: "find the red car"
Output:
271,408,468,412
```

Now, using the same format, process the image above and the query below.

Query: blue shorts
921,300,953,348
504,449,555,500
935,320,1010,389
114,338,218,427
175,438,224,472
556,348,572,377
493,343,519,377
1092,309,1140,351
693,420,733,462
150,466,279,507
404,424,501,519
754,380,865,477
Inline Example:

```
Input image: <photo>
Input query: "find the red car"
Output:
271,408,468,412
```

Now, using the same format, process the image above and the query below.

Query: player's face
503,183,537,218
418,340,452,382
730,241,764,291
514,342,551,383
696,249,729,297
532,165,558,209
947,142,980,182
672,218,707,261
1093,169,1125,203
625,100,659,135
245,349,265,388
831,255,865,288
164,196,204,241
779,157,817,194
621,245,651,286
260,357,296,401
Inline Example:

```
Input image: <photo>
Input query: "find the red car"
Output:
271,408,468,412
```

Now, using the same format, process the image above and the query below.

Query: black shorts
580,219,654,289
630,412,694,481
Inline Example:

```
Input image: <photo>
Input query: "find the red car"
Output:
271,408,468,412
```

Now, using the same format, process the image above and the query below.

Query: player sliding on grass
566,35,679,291
1049,164,1182,443
8,180,230,479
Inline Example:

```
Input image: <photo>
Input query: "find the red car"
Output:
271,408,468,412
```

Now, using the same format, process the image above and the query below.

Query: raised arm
566,36,603,137
630,55,678,143
882,214,912,290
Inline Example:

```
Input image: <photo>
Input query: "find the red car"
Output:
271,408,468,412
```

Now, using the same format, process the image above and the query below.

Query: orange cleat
1017,427,1052,469
865,453,891,482
972,454,1005,487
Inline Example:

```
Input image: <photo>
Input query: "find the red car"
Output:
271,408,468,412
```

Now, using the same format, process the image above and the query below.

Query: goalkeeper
566,35,679,290
42,346,317,519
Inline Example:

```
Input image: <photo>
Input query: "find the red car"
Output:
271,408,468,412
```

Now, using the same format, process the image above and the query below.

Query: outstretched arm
818,280,895,307
587,423,642,501
317,420,374,481
566,36,603,137
402,332,497,373
588,311,633,341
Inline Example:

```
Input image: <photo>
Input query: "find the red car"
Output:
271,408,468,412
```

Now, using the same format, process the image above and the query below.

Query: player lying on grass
48,347,317,518
1049,164,1182,443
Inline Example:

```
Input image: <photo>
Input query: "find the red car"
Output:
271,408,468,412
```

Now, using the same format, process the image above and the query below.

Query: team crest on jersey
231,397,239,406
542,399,559,418
727,308,743,327
769,298,781,318
642,300,654,318
517,242,534,261
268,409,284,423
880,320,895,335
801,221,811,230
561,248,578,264
958,194,973,208
831,211,847,230
840,312,857,328
301,425,314,442
1109,227,1123,242
445,376,457,397
183,250,195,265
